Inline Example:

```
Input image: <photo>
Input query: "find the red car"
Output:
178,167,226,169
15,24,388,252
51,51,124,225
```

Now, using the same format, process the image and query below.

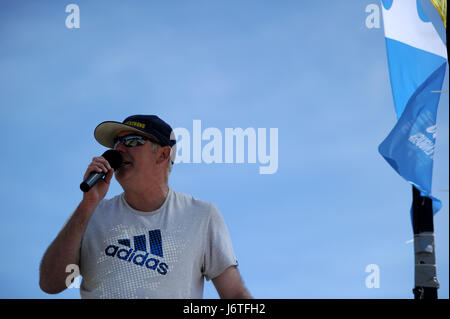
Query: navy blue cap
94,115,176,149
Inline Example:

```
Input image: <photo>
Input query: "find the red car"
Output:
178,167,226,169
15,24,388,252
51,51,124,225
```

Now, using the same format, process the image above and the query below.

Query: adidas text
105,245,169,275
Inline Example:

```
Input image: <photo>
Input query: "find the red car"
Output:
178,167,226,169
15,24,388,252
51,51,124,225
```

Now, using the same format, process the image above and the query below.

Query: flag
378,0,448,214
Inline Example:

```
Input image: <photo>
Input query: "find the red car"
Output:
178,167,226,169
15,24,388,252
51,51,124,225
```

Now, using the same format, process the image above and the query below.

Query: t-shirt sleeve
202,204,238,281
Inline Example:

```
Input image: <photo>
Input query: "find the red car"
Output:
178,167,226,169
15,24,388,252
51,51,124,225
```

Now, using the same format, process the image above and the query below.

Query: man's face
113,130,159,186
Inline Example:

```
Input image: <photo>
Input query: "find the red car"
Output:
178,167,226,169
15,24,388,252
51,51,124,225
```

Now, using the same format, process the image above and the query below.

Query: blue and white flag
379,0,448,214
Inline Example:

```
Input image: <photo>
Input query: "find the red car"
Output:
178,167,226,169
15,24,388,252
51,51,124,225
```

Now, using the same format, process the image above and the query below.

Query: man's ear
157,146,171,164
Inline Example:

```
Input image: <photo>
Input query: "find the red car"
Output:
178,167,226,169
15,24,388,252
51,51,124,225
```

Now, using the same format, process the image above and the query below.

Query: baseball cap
94,115,176,149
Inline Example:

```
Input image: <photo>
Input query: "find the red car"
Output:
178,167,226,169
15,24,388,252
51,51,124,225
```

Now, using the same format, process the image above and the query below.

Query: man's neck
123,184,169,212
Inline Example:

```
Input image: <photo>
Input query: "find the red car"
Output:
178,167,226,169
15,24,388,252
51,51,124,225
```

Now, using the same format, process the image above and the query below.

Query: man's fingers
98,156,112,170
84,164,105,178
104,169,114,184
83,157,112,179
92,157,112,172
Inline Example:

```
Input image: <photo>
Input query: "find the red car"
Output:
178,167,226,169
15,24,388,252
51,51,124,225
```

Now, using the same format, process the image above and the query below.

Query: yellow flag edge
429,0,447,29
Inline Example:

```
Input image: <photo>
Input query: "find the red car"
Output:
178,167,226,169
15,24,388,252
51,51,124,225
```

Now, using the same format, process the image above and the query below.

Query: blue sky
0,0,448,299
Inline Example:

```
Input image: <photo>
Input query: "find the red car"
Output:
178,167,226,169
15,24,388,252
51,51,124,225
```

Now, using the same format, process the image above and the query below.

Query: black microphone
80,150,123,192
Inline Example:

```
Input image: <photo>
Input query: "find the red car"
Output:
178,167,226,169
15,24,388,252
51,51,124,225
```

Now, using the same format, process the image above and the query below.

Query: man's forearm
39,200,97,294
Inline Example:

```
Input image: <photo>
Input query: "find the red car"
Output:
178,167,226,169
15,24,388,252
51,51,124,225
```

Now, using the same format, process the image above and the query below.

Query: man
39,114,252,299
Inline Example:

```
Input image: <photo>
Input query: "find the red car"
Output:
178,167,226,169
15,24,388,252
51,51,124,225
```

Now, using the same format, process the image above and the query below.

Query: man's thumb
104,169,114,184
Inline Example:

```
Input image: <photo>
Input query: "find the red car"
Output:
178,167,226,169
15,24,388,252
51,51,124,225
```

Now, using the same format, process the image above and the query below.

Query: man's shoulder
171,189,218,214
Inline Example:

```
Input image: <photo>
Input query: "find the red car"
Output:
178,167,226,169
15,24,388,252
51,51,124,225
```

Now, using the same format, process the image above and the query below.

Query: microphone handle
80,171,106,192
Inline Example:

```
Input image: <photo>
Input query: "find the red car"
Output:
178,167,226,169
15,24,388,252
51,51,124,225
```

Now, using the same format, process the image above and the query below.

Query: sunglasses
113,134,159,149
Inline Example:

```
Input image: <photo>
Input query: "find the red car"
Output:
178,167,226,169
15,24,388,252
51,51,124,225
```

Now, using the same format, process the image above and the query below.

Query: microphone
80,150,123,192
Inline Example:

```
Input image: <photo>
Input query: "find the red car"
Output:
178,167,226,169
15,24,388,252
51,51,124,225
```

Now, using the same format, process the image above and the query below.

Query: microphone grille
102,150,123,170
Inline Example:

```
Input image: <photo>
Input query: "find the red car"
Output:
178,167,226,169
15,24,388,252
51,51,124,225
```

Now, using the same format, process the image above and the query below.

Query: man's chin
115,165,133,180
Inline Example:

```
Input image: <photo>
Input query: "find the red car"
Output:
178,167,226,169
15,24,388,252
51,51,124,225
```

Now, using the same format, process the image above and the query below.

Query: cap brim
94,121,159,148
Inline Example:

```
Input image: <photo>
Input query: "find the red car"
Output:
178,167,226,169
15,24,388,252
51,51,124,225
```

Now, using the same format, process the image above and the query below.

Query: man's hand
82,156,114,206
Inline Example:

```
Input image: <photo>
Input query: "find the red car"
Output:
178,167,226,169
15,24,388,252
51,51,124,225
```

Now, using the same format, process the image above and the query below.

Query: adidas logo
104,229,169,275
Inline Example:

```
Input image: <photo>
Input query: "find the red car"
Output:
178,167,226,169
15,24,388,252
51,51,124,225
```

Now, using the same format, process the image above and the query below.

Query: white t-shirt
79,188,237,299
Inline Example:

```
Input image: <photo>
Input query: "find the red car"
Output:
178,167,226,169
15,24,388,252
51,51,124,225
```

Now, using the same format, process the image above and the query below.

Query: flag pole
411,185,439,299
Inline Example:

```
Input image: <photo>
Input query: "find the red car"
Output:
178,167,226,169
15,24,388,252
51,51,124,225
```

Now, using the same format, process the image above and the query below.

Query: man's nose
114,141,127,153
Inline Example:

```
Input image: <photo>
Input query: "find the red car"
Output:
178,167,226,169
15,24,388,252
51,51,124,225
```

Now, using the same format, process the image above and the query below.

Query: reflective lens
113,135,149,149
